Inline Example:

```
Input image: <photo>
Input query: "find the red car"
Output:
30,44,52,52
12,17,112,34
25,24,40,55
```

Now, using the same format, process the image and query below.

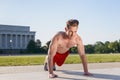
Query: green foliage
26,39,120,54
85,39,120,54
26,39,50,54
36,39,42,48
70,47,77,53
26,40,37,53
104,41,111,53
40,46,48,53
85,44,94,54
46,40,51,48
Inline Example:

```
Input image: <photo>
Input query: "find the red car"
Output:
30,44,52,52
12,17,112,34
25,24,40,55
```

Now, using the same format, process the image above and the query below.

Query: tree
35,39,42,53
40,46,48,53
104,41,111,53
70,47,77,53
118,40,120,53
108,41,119,53
46,40,51,48
26,40,37,53
36,39,42,48
85,44,94,54
40,40,51,53
114,41,119,53
94,41,105,53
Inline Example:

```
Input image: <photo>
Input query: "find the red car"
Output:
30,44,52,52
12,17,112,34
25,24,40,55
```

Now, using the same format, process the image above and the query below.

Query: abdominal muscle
57,46,69,54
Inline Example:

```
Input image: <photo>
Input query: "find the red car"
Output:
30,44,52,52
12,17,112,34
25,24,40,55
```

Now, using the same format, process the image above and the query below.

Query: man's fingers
49,74,58,78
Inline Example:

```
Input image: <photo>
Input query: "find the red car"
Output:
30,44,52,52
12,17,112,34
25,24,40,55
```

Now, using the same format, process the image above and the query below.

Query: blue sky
0,0,120,45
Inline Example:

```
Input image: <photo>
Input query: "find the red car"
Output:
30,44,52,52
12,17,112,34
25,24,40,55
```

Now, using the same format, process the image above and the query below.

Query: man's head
65,19,79,38
66,19,79,29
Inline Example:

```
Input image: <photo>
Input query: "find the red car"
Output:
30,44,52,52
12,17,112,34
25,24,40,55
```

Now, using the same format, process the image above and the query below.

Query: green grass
65,53,120,64
0,53,120,66
0,55,45,66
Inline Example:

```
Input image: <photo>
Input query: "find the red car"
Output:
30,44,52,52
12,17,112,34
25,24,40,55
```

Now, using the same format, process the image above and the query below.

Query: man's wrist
84,71,89,74
49,71,53,74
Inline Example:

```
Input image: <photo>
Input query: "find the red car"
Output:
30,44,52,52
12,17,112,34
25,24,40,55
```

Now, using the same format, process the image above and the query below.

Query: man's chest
58,38,77,49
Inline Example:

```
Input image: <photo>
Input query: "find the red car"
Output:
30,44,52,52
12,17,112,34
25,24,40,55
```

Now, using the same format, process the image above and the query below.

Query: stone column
15,35,18,49
17,35,21,49
20,35,23,49
27,35,29,41
0,34,1,48
32,35,35,40
25,35,27,48
29,35,31,41
30,35,34,41
10,34,13,49
5,34,7,49
30,35,32,40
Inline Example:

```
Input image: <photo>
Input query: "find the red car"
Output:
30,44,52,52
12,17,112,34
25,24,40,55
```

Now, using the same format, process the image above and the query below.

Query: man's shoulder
54,31,65,36
57,31,65,34
52,31,65,39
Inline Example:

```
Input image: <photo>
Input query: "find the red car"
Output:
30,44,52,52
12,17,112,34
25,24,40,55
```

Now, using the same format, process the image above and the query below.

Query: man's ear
65,27,68,31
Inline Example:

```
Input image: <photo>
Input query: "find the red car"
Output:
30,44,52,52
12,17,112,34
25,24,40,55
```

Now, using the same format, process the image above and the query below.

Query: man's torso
56,31,78,54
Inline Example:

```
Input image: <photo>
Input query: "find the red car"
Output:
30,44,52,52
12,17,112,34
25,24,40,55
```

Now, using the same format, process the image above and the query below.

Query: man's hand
84,72,93,76
49,73,58,78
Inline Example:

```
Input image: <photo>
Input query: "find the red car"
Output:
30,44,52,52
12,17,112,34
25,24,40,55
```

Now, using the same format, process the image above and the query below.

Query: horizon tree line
26,39,120,54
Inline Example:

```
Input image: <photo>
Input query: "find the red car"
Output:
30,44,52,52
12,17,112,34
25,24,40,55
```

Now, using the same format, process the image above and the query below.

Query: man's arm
47,35,58,77
76,36,92,75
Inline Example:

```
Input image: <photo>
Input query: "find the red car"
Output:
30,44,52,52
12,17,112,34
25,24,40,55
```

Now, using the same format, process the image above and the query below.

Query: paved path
0,62,120,80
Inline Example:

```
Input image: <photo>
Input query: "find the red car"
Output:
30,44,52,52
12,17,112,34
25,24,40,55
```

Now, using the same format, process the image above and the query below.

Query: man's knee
44,55,48,63
45,55,48,59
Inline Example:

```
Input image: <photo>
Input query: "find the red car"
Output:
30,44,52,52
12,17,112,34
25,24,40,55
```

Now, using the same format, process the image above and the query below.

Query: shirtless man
44,19,92,78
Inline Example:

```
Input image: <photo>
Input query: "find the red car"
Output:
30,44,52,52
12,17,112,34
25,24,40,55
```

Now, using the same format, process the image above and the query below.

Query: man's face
65,26,78,38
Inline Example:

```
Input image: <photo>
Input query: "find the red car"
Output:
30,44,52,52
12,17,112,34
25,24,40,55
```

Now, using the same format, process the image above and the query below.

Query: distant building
0,24,36,54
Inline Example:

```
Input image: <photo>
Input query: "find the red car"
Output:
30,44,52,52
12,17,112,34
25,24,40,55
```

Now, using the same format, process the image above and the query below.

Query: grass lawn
65,53,120,64
0,53,120,66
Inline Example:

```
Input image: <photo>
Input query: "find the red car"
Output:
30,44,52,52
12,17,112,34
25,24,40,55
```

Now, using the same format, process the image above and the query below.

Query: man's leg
44,56,48,71
44,55,56,71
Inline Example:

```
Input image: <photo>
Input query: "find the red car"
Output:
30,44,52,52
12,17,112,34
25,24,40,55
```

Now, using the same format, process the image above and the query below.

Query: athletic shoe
44,63,48,71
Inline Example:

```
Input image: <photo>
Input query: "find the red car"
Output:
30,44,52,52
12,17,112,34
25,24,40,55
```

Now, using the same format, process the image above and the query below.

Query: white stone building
0,24,36,51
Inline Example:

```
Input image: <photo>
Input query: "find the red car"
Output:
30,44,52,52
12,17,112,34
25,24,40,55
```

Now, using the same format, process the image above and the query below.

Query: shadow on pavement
57,70,120,80
58,76,87,80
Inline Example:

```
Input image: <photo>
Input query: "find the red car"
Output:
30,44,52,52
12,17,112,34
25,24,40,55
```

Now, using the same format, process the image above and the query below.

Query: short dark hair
66,19,79,29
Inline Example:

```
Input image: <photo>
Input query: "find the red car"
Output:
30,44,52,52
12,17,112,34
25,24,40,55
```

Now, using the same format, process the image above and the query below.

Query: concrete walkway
0,62,120,80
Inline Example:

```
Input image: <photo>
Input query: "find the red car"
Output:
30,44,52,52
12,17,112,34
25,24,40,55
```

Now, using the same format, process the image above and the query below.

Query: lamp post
10,40,12,55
